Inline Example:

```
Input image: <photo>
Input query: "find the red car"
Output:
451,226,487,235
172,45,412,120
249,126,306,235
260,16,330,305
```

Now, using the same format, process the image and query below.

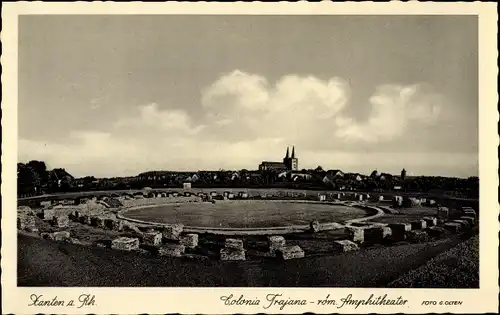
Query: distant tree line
17,160,479,199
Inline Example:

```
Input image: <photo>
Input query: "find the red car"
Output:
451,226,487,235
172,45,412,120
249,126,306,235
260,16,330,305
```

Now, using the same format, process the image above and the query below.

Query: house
346,173,363,182
49,168,74,187
327,169,344,178
323,170,344,184
379,173,393,181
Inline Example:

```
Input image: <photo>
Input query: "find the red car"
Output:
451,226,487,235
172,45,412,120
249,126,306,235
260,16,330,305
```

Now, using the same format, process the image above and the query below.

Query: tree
26,160,49,186
17,163,41,196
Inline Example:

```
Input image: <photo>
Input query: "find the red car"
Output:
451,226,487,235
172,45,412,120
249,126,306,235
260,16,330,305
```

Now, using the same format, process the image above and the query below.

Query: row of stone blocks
267,236,305,260
110,222,199,258
344,216,442,245
219,236,306,261
335,218,440,253
107,232,200,257
442,207,477,233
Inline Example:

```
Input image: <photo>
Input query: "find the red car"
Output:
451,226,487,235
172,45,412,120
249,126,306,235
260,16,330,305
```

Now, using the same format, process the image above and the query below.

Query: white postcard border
2,2,498,314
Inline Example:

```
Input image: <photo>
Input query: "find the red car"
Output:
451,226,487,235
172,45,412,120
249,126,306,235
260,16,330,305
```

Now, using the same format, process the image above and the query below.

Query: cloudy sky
18,15,478,178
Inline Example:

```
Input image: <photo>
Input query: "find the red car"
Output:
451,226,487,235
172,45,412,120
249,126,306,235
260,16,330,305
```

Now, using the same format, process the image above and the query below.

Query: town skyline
18,15,478,178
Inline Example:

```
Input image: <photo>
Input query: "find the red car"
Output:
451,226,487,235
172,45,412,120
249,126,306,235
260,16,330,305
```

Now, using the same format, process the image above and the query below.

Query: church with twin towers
258,146,299,172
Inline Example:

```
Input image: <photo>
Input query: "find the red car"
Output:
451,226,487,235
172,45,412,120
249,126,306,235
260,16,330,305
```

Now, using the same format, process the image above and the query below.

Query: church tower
290,146,298,171
283,147,290,169
283,146,299,171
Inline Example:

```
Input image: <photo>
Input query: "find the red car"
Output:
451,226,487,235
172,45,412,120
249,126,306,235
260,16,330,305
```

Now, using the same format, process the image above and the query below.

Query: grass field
122,201,367,228
18,233,474,287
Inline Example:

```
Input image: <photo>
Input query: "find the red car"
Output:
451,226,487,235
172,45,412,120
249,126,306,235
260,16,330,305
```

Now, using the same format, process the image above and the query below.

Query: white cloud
18,70,468,178
114,103,204,135
334,84,442,142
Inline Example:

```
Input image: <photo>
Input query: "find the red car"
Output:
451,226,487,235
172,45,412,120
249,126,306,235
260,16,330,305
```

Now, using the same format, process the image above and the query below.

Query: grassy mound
18,233,467,287
388,235,479,288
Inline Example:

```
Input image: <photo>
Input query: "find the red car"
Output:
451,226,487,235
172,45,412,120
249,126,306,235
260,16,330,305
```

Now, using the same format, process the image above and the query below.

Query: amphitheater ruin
17,188,479,264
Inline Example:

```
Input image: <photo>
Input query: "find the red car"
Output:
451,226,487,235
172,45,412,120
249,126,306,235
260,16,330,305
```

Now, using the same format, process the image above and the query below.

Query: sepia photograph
2,2,498,314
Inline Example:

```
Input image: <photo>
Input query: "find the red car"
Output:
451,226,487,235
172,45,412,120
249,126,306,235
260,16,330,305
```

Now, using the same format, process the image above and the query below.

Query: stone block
389,223,411,232
79,215,92,225
112,220,125,232
388,223,411,241
423,216,437,227
95,216,106,229
365,227,392,243
228,193,235,199
52,231,71,241
159,244,186,257
437,207,449,219
407,230,429,242
220,248,246,261
18,206,35,215
276,245,305,260
427,226,446,237
267,235,286,255
333,240,359,253
405,197,421,207
111,237,139,251
411,220,427,230
462,210,477,219
310,220,321,233
460,216,475,226
162,224,184,241
443,222,461,233
225,238,244,250
378,195,384,201
43,209,56,221
40,200,52,207
52,215,69,228
143,232,163,246
17,215,37,231
179,233,199,248
452,219,470,229
345,226,364,243
70,210,80,221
